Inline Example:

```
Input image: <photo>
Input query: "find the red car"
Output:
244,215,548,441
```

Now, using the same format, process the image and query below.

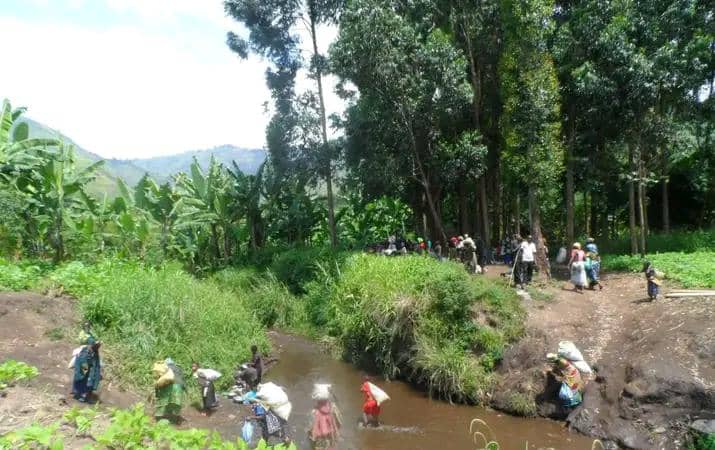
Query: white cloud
0,15,271,158
0,1,346,159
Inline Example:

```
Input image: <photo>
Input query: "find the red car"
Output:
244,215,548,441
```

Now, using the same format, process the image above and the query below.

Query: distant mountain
128,145,267,182
20,118,267,197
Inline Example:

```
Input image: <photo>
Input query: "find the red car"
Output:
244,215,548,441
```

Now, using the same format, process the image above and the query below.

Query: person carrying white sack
191,362,221,416
556,341,593,377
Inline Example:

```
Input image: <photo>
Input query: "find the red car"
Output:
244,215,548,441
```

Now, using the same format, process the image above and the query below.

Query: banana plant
0,99,60,182
18,144,103,261
175,156,237,261
227,161,266,250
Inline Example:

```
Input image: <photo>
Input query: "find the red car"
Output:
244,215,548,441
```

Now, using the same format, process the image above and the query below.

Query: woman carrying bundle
72,337,101,403
568,243,588,292
308,384,341,450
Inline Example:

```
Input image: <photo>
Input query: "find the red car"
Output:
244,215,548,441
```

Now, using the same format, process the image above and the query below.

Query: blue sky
0,0,340,158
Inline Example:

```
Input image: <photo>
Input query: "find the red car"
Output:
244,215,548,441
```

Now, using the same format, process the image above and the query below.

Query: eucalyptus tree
225,0,342,247
332,0,473,244
499,0,563,275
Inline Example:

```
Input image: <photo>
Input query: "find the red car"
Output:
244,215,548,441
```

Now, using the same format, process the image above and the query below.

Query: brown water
258,333,595,450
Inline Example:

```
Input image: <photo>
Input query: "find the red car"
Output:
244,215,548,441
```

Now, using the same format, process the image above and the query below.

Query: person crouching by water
568,242,587,292
153,361,183,423
191,362,219,416
643,261,662,301
72,338,101,403
547,354,583,408
360,376,381,427
309,384,342,450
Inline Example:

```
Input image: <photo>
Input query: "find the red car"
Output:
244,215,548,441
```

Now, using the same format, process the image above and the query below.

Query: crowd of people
68,332,389,449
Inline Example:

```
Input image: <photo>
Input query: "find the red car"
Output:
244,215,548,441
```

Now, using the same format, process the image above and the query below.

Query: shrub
269,246,348,294
0,258,43,291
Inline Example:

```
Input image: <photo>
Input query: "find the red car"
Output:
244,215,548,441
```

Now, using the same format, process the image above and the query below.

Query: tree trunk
479,176,490,245
515,193,521,236
459,182,469,234
628,146,639,255
211,224,221,260
223,227,232,260
309,14,337,248
566,108,576,246
637,153,647,256
662,174,670,233
529,185,550,279
495,160,503,241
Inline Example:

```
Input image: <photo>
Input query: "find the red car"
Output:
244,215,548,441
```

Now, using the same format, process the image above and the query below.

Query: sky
0,0,342,159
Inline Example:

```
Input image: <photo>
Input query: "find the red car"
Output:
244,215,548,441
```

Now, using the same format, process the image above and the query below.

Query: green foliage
689,433,715,450
268,246,348,294
0,258,43,290
602,251,715,288
1,403,295,450
306,254,524,402
0,422,64,450
75,262,268,389
337,196,413,246
599,229,715,255
0,360,39,390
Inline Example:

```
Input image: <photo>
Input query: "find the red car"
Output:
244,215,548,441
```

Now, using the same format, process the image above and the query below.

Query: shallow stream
239,333,596,450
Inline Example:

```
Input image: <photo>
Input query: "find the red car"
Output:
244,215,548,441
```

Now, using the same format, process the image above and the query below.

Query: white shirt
520,241,537,262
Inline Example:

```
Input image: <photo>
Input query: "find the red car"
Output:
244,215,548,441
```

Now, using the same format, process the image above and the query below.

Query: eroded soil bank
490,270,715,449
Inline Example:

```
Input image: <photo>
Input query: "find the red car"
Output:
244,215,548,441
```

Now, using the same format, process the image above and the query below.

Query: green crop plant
1,403,296,450
0,360,39,390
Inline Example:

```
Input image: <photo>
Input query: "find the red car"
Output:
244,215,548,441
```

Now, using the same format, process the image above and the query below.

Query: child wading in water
643,261,662,301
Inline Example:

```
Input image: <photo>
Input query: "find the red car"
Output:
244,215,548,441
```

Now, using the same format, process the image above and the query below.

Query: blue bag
241,420,254,443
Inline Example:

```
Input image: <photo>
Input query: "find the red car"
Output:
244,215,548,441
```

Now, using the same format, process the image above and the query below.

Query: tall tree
225,0,342,247
499,0,563,276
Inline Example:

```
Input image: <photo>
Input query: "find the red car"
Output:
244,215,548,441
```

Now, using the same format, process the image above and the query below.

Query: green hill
21,118,266,198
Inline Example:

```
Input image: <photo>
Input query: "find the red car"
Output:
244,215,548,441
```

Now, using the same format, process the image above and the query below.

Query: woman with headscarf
72,338,101,402
568,243,588,292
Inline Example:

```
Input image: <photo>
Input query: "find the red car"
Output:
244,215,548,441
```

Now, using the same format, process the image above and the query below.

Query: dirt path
489,266,715,449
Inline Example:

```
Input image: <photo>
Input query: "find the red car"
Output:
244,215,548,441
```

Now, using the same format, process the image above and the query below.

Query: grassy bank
0,258,269,391
302,254,525,402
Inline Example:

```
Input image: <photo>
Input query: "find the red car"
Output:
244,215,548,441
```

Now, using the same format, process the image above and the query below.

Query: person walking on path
72,338,101,403
518,235,537,288
584,237,603,290
568,243,588,292
191,362,220,416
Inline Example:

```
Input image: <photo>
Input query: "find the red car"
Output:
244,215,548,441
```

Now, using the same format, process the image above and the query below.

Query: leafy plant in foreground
0,360,39,390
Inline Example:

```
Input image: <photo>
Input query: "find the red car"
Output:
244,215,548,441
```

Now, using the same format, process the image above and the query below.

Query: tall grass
71,263,268,389
602,251,715,288
598,228,715,255
307,254,525,402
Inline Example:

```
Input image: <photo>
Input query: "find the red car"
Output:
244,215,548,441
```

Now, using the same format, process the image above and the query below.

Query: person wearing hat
568,243,587,292
584,237,603,290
